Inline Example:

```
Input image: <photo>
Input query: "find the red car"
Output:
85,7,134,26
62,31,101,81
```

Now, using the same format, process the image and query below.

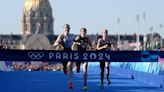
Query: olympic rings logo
28,52,44,60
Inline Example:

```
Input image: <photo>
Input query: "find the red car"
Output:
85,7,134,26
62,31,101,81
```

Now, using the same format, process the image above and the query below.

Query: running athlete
72,28,93,90
53,24,74,89
97,29,114,88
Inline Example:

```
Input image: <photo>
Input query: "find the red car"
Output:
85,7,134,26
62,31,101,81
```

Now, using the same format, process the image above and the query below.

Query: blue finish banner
0,50,164,62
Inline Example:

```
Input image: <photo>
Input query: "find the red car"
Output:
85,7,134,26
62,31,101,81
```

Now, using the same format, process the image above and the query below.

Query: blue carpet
0,71,164,92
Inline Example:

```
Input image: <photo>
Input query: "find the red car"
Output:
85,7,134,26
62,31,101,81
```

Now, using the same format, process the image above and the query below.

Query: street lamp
143,12,147,50
160,24,163,48
136,14,140,50
149,26,153,50
117,18,120,49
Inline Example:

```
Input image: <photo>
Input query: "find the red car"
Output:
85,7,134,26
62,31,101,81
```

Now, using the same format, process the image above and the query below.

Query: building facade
21,0,54,35
0,0,145,50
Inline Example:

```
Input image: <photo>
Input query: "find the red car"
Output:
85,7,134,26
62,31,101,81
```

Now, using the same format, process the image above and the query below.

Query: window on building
40,11,43,17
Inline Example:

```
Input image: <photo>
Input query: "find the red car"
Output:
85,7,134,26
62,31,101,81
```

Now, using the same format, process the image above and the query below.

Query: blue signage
0,50,164,62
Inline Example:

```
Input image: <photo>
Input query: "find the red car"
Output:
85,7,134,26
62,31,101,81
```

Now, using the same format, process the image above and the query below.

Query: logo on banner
141,51,159,62
28,52,44,60
141,51,150,62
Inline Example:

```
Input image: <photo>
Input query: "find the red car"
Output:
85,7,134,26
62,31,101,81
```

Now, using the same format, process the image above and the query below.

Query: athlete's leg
67,61,73,89
100,62,105,88
83,62,88,90
76,62,81,73
105,62,111,85
62,62,68,75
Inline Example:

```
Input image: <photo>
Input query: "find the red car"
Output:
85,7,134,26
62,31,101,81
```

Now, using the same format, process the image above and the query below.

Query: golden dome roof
24,0,51,13
22,0,54,35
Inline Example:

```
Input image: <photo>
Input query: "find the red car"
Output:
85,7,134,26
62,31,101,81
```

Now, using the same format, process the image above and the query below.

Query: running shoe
107,79,111,85
83,86,87,90
69,82,73,89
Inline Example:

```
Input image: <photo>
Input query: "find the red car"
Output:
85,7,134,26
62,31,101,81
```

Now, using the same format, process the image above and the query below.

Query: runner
97,29,115,88
72,28,93,90
53,24,74,89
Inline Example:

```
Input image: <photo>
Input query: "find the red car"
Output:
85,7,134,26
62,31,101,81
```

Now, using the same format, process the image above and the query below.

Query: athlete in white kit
53,24,74,89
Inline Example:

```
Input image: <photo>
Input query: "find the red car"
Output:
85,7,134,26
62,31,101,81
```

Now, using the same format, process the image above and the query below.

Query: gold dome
24,0,40,12
22,0,54,35
24,0,51,14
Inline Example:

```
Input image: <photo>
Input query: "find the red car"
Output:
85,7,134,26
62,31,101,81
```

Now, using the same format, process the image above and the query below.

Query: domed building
0,0,143,50
21,0,54,35
0,0,56,50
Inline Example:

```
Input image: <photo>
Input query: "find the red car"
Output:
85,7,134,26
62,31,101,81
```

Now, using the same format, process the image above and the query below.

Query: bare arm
96,39,105,50
53,34,63,47
71,36,80,50
111,44,116,50
73,36,81,45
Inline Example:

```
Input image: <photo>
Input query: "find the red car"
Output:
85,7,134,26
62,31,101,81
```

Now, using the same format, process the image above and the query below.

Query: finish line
0,50,163,62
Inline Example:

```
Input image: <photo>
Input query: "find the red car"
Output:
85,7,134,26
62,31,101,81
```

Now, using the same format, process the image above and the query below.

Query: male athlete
53,24,74,89
97,29,115,88
72,28,93,90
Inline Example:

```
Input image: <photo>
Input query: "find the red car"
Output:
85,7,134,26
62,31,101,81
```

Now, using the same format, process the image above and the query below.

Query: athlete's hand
74,42,81,45
103,44,108,49
91,47,95,50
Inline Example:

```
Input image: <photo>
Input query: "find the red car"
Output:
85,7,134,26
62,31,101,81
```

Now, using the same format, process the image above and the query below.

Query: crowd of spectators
0,40,10,49
12,62,63,71
0,40,64,72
